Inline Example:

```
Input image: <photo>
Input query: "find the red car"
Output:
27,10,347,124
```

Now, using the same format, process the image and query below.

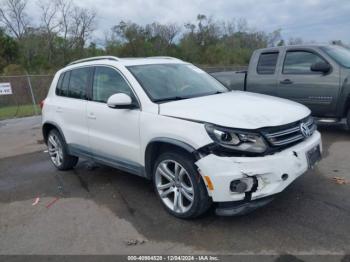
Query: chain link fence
0,65,247,120
0,75,54,120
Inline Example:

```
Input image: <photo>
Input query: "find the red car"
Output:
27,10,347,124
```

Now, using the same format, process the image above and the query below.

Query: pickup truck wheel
47,129,78,170
347,109,350,130
153,151,211,219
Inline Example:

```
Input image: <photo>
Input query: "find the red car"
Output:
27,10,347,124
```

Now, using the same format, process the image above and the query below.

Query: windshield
127,63,228,102
321,46,350,68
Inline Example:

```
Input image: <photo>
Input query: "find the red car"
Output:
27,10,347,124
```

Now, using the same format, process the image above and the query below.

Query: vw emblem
300,123,311,138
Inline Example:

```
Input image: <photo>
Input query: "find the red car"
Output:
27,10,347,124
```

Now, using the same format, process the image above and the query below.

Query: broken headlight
205,124,267,153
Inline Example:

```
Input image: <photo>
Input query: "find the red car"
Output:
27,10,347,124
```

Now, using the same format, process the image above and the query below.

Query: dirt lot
1,116,350,259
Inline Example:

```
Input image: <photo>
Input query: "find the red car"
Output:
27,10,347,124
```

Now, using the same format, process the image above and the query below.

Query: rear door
87,66,142,174
54,67,92,151
277,49,340,117
246,50,280,96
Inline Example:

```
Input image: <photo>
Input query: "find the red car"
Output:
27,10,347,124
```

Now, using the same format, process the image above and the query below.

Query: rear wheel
153,151,211,219
47,129,78,170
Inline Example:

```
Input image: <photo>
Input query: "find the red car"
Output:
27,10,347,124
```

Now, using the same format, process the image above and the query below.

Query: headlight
205,124,267,153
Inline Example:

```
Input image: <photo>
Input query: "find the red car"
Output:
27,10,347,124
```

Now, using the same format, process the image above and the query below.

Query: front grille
263,117,316,147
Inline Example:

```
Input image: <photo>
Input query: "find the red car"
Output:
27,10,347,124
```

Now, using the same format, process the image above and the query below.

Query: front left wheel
47,129,78,170
153,151,211,219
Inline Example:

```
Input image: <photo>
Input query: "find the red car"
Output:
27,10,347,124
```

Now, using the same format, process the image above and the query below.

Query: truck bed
211,71,245,91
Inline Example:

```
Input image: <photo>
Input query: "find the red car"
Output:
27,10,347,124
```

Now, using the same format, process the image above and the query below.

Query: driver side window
93,67,134,103
283,51,326,74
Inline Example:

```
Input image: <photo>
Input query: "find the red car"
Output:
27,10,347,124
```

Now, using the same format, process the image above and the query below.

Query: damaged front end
195,126,322,216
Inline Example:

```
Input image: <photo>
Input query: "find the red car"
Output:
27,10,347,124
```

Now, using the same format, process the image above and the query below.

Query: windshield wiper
153,96,188,103
154,91,226,103
211,91,225,94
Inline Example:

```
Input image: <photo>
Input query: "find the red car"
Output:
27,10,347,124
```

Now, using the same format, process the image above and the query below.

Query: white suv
42,56,322,218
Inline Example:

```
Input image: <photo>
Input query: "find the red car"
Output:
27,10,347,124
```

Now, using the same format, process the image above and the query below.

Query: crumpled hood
159,91,310,129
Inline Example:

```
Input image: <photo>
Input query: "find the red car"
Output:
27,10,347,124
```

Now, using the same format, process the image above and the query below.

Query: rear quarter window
55,71,70,97
257,52,279,74
55,74,64,96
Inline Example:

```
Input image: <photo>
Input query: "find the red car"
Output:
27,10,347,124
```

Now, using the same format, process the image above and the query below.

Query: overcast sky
28,0,350,45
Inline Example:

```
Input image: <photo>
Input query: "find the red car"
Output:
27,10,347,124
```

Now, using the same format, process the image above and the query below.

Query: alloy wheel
47,133,63,167
155,160,194,214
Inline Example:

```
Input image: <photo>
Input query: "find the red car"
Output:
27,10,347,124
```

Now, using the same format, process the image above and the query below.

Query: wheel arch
144,138,200,180
42,121,67,145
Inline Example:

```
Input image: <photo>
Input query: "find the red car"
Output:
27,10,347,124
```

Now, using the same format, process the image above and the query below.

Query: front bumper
195,131,322,203
215,196,275,216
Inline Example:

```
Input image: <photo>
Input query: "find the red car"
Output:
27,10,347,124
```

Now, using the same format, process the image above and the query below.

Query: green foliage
0,104,40,120
0,14,286,74
105,15,271,66
0,28,18,71
2,64,26,75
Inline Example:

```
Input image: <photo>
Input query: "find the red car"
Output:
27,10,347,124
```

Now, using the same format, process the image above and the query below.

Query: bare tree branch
71,6,96,49
0,0,29,39
37,0,60,61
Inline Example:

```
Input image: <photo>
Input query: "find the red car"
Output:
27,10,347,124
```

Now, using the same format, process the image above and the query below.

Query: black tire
47,129,78,170
152,150,212,219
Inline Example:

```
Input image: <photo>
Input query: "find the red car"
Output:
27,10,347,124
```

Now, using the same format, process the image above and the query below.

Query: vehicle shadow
316,122,349,158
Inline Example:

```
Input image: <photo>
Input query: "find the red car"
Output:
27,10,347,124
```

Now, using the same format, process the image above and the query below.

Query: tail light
39,99,45,110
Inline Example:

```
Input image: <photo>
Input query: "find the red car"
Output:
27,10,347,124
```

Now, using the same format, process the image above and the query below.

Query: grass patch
0,104,41,120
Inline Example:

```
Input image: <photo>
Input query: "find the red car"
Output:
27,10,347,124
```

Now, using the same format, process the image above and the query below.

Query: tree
70,6,96,52
144,22,180,54
236,18,248,32
53,0,97,62
277,39,285,46
267,29,282,47
0,28,18,71
195,14,221,47
57,0,73,62
0,10,312,73
0,0,29,39
109,21,148,56
37,0,60,62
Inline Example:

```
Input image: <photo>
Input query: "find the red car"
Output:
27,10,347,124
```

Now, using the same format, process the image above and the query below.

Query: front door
277,49,340,117
87,66,142,175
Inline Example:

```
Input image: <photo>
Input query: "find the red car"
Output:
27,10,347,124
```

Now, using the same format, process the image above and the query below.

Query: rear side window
56,71,70,97
55,74,64,96
61,71,70,96
283,51,325,74
68,68,90,99
257,52,279,74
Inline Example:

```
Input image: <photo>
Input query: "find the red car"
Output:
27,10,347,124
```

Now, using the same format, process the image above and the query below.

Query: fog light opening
230,177,254,193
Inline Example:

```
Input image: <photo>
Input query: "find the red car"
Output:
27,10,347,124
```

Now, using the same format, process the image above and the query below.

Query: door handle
280,79,293,85
87,113,96,120
56,107,63,113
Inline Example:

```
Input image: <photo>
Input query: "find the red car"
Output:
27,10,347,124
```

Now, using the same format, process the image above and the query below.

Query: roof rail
146,56,179,60
68,56,120,66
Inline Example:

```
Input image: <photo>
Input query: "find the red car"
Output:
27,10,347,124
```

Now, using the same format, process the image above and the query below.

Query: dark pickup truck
212,45,350,128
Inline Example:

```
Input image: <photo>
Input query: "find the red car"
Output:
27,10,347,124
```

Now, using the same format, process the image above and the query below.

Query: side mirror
107,93,137,109
311,61,331,74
